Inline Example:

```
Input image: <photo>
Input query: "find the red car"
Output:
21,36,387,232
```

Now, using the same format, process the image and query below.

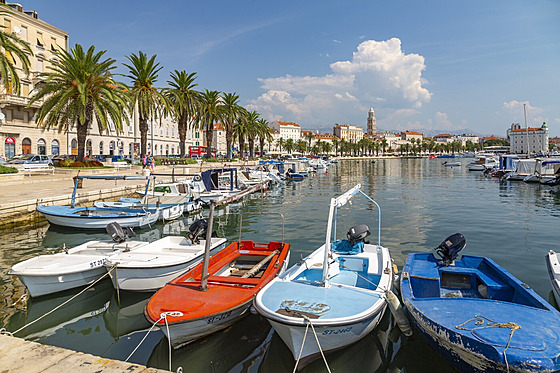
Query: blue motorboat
400,233,560,373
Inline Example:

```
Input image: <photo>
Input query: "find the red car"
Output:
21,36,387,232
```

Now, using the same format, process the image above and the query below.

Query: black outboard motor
106,222,136,243
188,219,208,244
435,233,466,266
347,224,370,246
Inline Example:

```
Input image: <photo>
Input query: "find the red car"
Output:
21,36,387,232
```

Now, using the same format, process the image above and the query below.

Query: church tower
367,107,377,135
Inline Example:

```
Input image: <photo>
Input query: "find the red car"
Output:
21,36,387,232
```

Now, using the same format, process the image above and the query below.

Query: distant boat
443,161,461,167
401,233,560,373
437,154,455,158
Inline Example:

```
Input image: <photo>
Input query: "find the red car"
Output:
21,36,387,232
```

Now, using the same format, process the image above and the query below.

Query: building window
51,140,59,156
36,32,45,48
71,138,77,155
86,140,92,156
4,137,16,158
20,26,27,41
22,83,29,97
99,141,104,155
37,59,43,72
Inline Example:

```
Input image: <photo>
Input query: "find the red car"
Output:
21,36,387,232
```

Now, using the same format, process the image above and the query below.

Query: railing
0,94,43,108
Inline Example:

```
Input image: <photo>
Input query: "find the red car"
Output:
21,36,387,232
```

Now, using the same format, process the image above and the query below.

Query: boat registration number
322,327,352,335
207,311,232,324
89,259,106,268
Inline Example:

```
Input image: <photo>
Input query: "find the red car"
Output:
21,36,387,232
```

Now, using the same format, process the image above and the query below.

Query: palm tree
304,131,315,153
332,137,340,156
196,89,222,158
296,139,307,155
122,51,167,158
381,138,388,155
221,92,245,159
29,44,129,162
0,5,32,95
256,118,272,157
233,114,249,158
164,70,200,157
284,138,295,155
275,137,285,154
244,111,260,157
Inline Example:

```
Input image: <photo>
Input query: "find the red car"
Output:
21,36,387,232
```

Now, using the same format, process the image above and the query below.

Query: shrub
0,165,18,174
69,161,86,168
85,160,103,167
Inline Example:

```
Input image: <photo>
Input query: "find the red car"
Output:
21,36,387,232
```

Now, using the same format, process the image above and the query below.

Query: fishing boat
505,158,537,181
546,250,560,307
443,161,461,167
104,219,227,292
253,184,394,368
401,233,560,373
9,223,145,297
145,202,290,349
37,175,160,229
467,154,498,171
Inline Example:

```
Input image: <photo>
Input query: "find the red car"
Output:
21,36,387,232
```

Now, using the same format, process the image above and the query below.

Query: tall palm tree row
29,44,129,161
221,92,245,159
122,51,168,158
164,70,200,157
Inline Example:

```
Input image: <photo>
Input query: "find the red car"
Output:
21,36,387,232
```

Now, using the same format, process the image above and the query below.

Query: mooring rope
125,311,182,372
9,265,117,336
292,314,331,373
456,314,521,373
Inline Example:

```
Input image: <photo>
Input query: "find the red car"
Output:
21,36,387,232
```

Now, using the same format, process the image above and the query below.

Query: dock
0,333,168,372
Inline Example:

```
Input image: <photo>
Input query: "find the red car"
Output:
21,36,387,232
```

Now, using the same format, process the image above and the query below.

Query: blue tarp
331,239,364,255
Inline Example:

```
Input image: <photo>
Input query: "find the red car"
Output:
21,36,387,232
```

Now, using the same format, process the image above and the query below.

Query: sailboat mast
523,103,529,156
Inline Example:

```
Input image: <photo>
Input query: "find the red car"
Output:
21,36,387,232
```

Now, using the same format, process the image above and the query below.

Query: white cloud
249,38,431,127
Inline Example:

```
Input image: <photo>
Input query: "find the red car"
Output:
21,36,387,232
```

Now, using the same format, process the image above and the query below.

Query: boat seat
439,267,509,299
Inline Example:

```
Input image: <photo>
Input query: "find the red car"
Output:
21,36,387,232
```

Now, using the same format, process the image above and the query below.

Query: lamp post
150,117,154,155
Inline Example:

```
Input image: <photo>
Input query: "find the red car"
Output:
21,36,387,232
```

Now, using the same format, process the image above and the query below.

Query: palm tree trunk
205,121,213,158
76,120,88,162
139,117,148,157
178,114,188,157
226,130,234,159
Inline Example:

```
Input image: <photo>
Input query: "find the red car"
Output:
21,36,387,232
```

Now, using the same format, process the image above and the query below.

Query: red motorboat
145,239,290,348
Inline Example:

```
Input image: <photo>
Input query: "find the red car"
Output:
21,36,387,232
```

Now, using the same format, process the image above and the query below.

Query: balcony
0,94,42,108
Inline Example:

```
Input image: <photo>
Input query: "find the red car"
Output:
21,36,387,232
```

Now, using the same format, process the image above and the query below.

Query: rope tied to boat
292,313,331,373
125,311,182,373
9,265,117,336
456,314,521,373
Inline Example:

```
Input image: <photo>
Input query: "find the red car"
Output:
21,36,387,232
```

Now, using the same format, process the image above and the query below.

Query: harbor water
1,157,559,372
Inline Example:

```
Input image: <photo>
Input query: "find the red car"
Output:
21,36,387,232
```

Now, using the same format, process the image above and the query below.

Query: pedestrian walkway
0,333,168,372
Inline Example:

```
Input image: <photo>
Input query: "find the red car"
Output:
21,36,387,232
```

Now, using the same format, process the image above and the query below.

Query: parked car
51,154,76,164
9,154,53,166
0,156,7,165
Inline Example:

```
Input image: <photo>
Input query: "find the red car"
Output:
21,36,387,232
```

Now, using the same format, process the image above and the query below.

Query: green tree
0,4,32,95
284,138,295,154
256,118,272,157
122,51,167,157
29,44,128,161
221,92,245,159
196,89,223,158
164,70,200,157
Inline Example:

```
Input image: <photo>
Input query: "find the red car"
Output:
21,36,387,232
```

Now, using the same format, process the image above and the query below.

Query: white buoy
386,290,413,337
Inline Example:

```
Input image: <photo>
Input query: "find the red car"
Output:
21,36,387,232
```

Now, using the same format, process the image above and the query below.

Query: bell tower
367,107,376,135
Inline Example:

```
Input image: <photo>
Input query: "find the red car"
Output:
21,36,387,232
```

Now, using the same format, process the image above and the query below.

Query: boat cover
331,239,363,255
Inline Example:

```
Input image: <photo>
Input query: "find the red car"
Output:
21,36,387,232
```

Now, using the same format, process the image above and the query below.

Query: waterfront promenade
0,161,257,227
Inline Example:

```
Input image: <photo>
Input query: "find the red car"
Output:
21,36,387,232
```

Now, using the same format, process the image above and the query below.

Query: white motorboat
546,250,560,306
506,158,537,181
9,225,146,297
253,184,394,368
467,154,498,171
105,219,227,291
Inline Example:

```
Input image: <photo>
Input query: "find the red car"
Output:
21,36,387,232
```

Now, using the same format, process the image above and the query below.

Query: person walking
148,153,155,173
142,154,147,169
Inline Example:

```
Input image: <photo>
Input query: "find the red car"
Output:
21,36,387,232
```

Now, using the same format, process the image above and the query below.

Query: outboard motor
106,222,135,243
347,224,370,246
435,233,466,266
188,219,209,244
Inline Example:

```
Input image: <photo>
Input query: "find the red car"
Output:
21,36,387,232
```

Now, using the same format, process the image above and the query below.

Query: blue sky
21,0,560,137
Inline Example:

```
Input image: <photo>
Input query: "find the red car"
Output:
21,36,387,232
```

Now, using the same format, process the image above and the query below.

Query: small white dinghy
9,224,145,297
104,219,227,291
546,250,560,306
253,184,394,368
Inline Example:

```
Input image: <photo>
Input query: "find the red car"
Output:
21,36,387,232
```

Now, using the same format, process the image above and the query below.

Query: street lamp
150,117,154,155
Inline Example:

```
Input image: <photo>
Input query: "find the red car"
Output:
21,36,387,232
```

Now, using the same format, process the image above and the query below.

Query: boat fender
386,290,413,337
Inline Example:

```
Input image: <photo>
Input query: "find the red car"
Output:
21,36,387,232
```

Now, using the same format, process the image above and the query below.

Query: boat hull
15,266,107,298
546,250,560,307
268,307,386,365
107,240,226,291
158,300,252,349
37,205,159,229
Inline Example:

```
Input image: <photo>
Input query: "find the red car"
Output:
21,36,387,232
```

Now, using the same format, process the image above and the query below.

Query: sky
19,0,560,137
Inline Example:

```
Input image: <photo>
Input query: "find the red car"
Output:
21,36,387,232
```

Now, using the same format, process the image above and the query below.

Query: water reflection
0,158,559,372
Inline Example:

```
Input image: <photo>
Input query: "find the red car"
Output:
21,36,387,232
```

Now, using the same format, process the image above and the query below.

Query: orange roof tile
511,127,543,132
278,121,300,127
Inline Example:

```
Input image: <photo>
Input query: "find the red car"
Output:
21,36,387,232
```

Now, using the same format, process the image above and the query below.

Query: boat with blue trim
401,233,560,373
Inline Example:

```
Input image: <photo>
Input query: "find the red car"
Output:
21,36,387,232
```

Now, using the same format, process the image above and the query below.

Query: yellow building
0,1,68,158
333,123,363,143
